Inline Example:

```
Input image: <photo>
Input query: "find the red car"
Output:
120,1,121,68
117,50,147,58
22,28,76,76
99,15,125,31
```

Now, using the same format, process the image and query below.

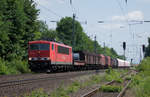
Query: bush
15,60,30,73
125,76,132,80
105,69,122,82
100,85,122,92
135,77,150,97
24,88,48,97
51,86,69,97
129,57,150,97
0,58,30,75
7,59,30,74
137,57,150,72
66,81,80,94
91,75,102,84
51,81,80,97
0,58,9,75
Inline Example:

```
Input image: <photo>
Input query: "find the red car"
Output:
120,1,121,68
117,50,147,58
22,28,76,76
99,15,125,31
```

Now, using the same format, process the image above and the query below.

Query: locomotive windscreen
30,44,49,50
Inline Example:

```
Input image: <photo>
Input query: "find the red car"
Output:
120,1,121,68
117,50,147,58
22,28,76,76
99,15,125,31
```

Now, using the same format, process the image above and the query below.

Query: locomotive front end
28,41,50,71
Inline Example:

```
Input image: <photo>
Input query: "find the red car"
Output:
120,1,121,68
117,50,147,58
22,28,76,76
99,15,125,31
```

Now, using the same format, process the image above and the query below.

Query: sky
33,0,150,64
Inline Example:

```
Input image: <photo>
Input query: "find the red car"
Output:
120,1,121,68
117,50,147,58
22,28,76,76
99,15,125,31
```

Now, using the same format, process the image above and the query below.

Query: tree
56,16,123,58
37,21,57,41
56,17,98,51
0,0,39,60
56,17,83,48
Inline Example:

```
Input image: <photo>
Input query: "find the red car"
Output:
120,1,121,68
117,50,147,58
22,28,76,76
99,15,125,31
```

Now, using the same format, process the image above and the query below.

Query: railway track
81,70,136,97
0,70,105,97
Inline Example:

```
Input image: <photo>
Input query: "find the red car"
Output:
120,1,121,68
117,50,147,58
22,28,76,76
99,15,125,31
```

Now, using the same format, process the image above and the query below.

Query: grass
129,57,150,97
24,88,49,97
100,85,122,92
24,73,104,97
23,69,128,97
125,76,132,80
0,58,31,75
104,68,123,83
50,81,80,97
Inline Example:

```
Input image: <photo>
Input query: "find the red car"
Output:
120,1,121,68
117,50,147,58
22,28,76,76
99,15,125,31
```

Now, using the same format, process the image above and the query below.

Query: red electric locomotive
28,40,72,71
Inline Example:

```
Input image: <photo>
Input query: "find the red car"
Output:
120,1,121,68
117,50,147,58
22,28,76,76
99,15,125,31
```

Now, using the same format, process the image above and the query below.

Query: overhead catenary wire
114,0,138,63
115,0,129,24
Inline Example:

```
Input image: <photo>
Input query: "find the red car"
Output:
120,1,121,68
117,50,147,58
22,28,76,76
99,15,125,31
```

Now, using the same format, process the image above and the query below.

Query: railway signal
142,44,145,52
142,44,146,58
123,42,126,50
125,0,127,4
70,0,72,5
123,42,126,66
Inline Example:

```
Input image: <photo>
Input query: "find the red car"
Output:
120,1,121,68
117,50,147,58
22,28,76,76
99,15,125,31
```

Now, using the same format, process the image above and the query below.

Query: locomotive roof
29,40,72,48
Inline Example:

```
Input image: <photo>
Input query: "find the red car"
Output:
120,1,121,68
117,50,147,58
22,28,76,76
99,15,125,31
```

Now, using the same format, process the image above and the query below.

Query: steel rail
0,70,105,88
117,80,132,97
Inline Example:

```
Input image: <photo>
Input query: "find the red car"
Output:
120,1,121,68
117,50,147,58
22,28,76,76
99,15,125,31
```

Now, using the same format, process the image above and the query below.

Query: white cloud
112,16,126,21
112,11,144,21
100,24,125,30
128,11,144,20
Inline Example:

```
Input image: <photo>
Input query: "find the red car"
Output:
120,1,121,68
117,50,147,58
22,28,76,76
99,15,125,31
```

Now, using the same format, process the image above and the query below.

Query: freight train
28,40,130,72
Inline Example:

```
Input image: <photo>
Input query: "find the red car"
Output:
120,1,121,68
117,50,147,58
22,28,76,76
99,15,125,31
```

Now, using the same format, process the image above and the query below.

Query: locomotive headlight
45,57,50,60
41,57,50,60
29,58,32,60
41,58,45,60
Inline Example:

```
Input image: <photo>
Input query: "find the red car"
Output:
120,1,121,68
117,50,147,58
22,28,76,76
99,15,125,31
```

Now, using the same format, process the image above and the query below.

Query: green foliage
105,68,123,83
51,75,102,97
0,0,39,75
51,85,69,97
137,57,150,72
129,57,150,97
7,59,30,74
0,0,123,75
0,58,9,75
37,21,57,41
125,76,132,80
56,16,122,59
100,85,122,92
24,88,49,97
51,81,80,97
0,0,39,60
90,75,102,84
56,17,83,47
0,58,30,75
66,81,80,94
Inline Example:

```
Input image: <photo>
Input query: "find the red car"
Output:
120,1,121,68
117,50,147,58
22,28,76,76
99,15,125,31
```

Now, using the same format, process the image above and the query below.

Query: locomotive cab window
52,44,54,50
58,46,69,55
30,43,49,50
